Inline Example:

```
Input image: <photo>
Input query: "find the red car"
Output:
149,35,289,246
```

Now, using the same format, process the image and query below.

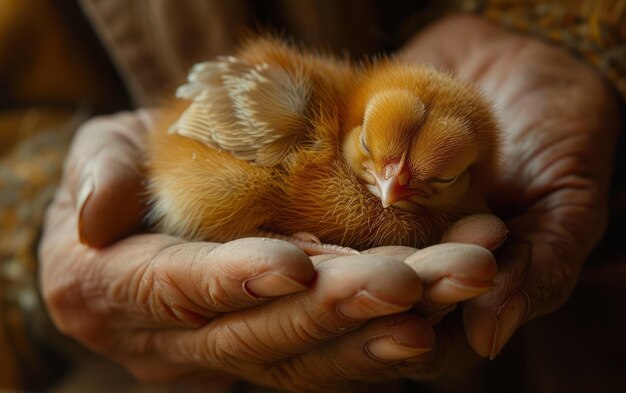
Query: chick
146,38,498,254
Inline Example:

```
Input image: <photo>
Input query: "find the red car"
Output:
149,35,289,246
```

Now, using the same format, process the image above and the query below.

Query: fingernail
337,290,410,320
444,277,494,292
244,272,308,298
77,177,94,245
490,290,529,359
77,176,94,213
366,336,432,361
426,277,494,305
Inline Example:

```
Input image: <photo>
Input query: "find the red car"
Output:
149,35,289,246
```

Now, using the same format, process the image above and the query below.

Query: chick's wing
170,56,311,166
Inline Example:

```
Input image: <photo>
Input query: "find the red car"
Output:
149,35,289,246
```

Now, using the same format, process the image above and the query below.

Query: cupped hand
402,14,621,358
39,111,505,391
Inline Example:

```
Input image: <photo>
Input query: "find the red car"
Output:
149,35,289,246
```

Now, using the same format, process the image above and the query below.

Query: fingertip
427,277,494,305
462,302,497,358
463,242,533,358
212,237,316,287
406,243,497,287
441,214,508,251
78,164,145,247
463,289,529,359
366,313,436,361
350,255,424,306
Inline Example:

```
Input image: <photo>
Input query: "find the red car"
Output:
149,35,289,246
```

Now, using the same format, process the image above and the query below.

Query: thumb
67,110,157,247
462,242,531,359
463,195,605,359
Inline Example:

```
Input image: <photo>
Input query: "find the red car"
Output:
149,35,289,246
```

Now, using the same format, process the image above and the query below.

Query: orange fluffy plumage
145,37,499,254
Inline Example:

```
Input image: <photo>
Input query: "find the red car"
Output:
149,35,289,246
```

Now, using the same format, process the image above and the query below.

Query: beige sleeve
79,0,252,107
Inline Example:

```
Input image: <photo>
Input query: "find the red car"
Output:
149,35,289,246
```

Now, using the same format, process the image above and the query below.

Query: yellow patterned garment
0,114,76,389
479,0,626,99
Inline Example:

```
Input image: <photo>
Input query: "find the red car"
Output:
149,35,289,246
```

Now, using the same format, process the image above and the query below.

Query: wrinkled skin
39,14,620,392
401,14,620,358
40,109,502,391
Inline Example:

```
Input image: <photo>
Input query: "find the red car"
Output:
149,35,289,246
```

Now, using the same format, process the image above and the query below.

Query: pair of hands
39,14,620,391
40,106,503,390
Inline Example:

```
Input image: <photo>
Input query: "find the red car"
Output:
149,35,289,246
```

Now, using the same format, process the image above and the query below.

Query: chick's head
343,83,496,212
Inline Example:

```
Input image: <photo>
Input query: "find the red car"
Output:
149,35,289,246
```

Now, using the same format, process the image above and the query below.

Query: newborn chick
146,38,499,254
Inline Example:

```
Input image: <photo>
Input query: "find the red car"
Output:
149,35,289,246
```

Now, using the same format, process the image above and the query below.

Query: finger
107,237,315,325
255,313,435,392
65,111,158,247
149,255,424,369
405,243,497,305
463,242,531,359
363,214,508,257
395,314,483,381
464,193,604,359
363,246,420,260
365,214,507,298
440,214,508,251
42,233,316,340
365,242,498,323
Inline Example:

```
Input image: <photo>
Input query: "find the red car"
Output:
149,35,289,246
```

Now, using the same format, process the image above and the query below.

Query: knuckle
203,270,240,311
203,321,265,371
46,296,107,350
68,116,108,153
151,243,236,319
39,243,115,351
147,260,179,318
147,244,212,326
290,298,355,344
42,273,105,348
199,246,258,311
323,355,371,382
290,311,335,345
202,327,238,368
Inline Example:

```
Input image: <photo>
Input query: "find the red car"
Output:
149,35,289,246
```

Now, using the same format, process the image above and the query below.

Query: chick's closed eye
360,130,371,156
429,173,463,185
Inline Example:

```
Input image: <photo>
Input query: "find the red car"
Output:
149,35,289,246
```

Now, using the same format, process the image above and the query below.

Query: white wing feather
169,56,311,166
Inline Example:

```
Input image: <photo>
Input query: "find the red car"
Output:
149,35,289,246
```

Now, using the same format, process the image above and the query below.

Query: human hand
401,14,621,358
39,111,505,391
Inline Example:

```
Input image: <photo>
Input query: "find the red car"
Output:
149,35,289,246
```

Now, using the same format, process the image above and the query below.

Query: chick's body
146,38,498,251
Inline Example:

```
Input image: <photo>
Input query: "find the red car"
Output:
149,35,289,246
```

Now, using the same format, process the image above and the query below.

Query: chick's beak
371,163,415,208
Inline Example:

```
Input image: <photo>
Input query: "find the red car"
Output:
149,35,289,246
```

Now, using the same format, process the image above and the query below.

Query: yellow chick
146,38,499,254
